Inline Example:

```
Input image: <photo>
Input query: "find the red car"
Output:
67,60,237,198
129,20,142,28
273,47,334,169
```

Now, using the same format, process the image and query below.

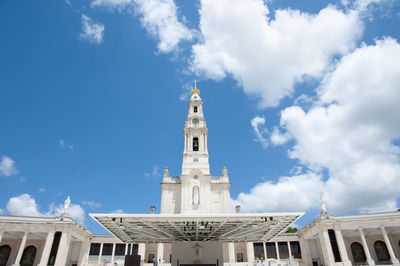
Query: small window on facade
351,242,366,263
102,243,113,256
115,244,126,256
237,253,244,262
374,240,390,262
89,243,101,256
132,244,138,255
193,137,199,151
194,106,198,113
266,242,277,259
290,241,302,259
89,243,101,262
328,229,342,262
253,243,265,259
20,246,36,266
48,231,62,265
278,242,289,259
0,245,11,266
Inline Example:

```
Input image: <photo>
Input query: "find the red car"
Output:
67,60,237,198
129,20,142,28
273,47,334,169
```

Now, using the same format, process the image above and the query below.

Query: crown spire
192,79,200,95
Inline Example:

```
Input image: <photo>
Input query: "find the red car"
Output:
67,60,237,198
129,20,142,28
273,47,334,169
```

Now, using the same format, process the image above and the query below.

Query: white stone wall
171,241,223,265
161,169,231,214
160,183,181,214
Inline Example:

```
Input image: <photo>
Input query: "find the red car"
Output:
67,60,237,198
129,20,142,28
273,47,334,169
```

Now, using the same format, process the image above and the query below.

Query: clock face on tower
192,118,199,124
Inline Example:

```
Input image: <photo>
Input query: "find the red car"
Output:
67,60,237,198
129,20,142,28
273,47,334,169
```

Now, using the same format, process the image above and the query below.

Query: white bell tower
181,81,210,176
160,81,231,214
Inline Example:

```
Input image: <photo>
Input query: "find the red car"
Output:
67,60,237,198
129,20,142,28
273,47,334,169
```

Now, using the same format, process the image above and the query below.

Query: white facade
1,88,400,266
0,215,91,266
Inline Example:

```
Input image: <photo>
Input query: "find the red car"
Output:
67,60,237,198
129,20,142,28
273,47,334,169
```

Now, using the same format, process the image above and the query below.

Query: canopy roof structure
90,213,304,243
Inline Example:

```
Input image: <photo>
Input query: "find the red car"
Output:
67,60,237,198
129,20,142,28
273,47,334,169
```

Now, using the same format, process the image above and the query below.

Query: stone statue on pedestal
222,167,228,176
320,195,329,219
164,167,169,177
193,187,199,205
64,196,71,216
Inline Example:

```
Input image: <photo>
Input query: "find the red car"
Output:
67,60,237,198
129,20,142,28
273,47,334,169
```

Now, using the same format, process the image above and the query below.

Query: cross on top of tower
192,79,200,95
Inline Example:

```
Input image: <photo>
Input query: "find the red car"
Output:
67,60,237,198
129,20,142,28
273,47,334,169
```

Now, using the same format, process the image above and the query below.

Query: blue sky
1,0,400,234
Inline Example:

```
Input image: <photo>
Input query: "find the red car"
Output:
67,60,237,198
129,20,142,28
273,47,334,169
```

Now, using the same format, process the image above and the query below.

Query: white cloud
6,194,42,216
50,203,85,224
179,82,194,101
80,14,105,44
6,194,86,224
0,156,18,177
91,0,192,53
82,200,102,209
234,38,400,214
134,0,193,53
0,208,3,215
251,116,269,149
354,0,386,12
191,0,363,107
59,140,74,151
112,209,125,214
233,172,324,212
144,165,160,179
19,176,26,182
270,127,291,146
91,0,132,11
38,187,46,193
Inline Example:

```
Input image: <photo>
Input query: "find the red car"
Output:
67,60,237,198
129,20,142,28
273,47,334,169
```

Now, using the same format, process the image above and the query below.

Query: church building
1,85,400,266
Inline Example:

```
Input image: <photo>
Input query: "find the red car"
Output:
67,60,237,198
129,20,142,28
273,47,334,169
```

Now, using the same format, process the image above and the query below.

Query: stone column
138,243,146,262
275,242,280,260
287,242,292,258
125,244,129,255
77,241,91,266
319,230,335,266
246,242,254,262
0,231,3,244
359,228,375,266
12,231,28,266
97,243,104,265
380,227,400,264
228,242,235,262
54,231,71,266
157,243,164,263
263,242,267,259
111,243,116,263
38,231,55,266
335,229,351,266
299,238,313,266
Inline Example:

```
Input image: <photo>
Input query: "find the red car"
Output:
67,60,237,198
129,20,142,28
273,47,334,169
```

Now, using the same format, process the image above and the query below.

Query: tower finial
192,79,200,94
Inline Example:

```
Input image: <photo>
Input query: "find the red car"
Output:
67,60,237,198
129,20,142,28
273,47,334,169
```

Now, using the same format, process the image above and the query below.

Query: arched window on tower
193,137,199,151
194,106,198,113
